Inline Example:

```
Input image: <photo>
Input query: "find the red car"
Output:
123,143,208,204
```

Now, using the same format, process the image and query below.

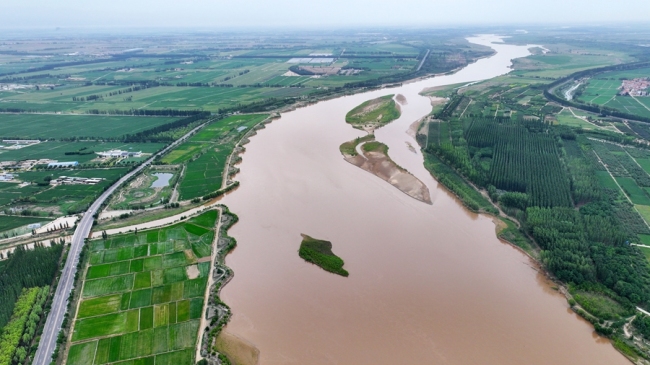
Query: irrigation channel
218,35,631,365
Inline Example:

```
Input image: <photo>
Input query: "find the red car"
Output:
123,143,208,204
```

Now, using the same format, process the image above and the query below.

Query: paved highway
33,121,211,365
416,49,430,72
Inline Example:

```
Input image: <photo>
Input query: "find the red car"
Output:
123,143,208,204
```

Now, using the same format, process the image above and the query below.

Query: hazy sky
2,0,649,29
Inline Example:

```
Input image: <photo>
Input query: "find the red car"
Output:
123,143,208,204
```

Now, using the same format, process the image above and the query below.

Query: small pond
150,173,173,188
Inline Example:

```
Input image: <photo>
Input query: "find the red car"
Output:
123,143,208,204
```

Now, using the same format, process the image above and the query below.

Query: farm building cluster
49,176,104,185
0,139,41,150
96,149,142,158
619,77,650,96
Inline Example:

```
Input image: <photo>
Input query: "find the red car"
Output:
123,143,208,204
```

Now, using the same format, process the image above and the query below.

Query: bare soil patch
186,264,200,279
344,141,431,204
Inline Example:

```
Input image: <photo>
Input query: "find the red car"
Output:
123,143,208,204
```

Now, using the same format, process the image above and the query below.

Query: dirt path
195,206,224,362
568,107,622,133
632,95,650,113
170,165,185,203
459,99,472,118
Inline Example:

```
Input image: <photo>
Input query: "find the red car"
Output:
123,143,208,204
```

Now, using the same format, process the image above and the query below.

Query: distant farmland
0,114,178,139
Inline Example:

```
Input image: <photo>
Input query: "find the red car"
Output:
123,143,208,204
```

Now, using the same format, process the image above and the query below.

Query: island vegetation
298,234,348,277
345,95,401,130
339,134,375,156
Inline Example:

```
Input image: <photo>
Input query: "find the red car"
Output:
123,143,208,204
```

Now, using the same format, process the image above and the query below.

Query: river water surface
220,35,630,365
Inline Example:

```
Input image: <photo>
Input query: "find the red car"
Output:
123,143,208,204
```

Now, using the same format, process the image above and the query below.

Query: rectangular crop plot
129,288,152,308
67,341,98,365
72,310,139,341
162,251,190,268
78,294,123,318
133,272,152,289
70,211,218,364
155,349,194,365
154,303,169,327
187,209,218,228
146,231,159,243
183,277,207,298
176,300,190,322
94,338,111,364
635,205,650,226
617,177,650,205
83,274,134,297
140,306,154,330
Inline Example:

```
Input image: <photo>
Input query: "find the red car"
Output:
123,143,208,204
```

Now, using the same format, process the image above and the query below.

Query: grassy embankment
423,152,498,214
494,218,536,257
345,95,400,129
298,235,348,277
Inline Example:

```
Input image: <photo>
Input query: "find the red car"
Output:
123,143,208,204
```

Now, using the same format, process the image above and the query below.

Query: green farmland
576,68,650,119
0,215,51,233
67,210,219,365
0,168,129,215
0,141,165,164
0,114,177,139
162,114,268,200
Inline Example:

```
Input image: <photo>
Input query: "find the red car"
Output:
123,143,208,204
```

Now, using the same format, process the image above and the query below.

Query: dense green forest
299,235,349,277
424,107,650,309
0,286,49,365
0,245,63,329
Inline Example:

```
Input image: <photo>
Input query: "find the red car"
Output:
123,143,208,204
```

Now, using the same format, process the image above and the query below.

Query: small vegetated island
341,95,431,204
298,234,348,277
345,94,401,132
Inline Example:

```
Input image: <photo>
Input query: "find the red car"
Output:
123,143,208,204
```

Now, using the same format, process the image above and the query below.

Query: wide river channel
220,35,630,364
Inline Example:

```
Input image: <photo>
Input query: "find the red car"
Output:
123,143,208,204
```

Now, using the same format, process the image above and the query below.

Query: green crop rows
0,114,177,140
161,114,268,200
0,215,51,234
68,210,219,365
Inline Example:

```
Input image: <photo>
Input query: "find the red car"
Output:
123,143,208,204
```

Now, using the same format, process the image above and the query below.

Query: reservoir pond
150,173,173,188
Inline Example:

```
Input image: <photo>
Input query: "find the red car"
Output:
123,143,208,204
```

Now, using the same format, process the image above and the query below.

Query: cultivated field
577,68,650,119
0,168,129,215
0,115,177,139
0,215,51,234
67,210,219,365
0,141,165,164
161,114,268,200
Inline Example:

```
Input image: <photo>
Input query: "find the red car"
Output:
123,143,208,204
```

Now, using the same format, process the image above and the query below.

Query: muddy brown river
220,35,630,364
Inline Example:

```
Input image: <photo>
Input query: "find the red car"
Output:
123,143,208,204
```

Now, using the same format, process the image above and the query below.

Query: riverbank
217,35,631,365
